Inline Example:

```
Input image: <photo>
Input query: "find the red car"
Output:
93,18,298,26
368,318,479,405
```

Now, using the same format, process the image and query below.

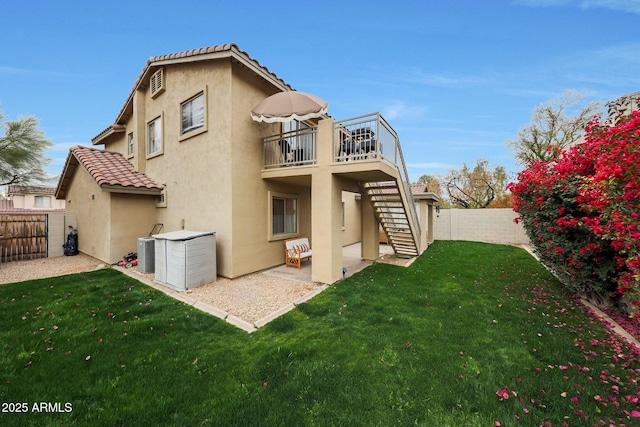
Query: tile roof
410,184,428,194
8,185,56,195
0,200,63,214
93,43,292,145
55,146,163,199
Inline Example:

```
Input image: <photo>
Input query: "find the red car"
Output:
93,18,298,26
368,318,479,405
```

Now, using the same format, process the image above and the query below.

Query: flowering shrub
509,111,640,309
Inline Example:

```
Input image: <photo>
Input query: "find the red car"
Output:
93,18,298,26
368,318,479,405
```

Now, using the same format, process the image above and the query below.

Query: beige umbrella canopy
251,91,328,123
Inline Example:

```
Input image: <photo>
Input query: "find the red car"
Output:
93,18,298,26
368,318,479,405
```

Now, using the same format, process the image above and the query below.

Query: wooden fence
0,214,48,263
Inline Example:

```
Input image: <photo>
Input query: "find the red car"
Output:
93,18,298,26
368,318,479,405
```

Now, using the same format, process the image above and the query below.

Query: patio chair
284,237,312,269
278,139,291,164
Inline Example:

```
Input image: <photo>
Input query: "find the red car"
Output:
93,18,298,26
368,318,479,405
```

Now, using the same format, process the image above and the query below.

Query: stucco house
7,185,65,211
55,43,437,284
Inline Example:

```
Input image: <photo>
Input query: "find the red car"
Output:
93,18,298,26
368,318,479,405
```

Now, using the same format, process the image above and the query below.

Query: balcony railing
334,113,421,241
334,113,398,165
263,127,317,169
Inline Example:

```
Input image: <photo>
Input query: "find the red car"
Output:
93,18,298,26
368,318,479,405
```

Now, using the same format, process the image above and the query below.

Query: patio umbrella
250,91,328,123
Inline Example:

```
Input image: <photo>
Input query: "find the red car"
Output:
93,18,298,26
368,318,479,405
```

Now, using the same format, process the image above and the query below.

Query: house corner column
427,203,434,243
361,194,379,260
311,118,343,284
419,200,428,250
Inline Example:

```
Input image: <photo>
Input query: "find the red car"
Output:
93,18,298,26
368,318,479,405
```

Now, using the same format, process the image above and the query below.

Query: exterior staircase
362,180,420,258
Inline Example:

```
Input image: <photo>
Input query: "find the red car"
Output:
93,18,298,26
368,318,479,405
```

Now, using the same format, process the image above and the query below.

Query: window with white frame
272,195,297,236
181,92,205,135
127,132,134,156
147,116,162,156
34,196,51,208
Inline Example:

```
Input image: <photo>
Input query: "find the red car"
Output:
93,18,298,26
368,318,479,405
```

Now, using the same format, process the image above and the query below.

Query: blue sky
1,0,639,184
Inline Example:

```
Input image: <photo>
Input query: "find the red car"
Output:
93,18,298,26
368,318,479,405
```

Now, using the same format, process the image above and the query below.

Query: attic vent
150,68,165,98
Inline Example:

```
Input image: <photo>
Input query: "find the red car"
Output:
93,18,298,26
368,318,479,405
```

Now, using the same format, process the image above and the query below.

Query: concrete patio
263,241,398,283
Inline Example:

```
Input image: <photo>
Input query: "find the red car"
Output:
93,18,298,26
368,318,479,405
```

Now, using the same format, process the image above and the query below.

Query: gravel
1,255,322,324
0,254,105,285
185,274,320,323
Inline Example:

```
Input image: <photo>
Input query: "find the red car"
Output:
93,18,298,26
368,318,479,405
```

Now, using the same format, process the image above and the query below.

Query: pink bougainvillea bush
509,110,640,312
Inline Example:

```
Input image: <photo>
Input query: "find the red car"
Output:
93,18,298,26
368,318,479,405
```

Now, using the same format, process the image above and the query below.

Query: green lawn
1,241,639,426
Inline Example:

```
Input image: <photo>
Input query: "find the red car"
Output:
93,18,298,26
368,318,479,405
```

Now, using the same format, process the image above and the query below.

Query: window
147,116,163,156
34,196,51,208
271,194,298,237
150,68,164,98
181,92,205,135
127,132,134,156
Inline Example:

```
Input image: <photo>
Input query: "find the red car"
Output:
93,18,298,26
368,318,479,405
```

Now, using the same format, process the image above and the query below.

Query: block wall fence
431,208,530,245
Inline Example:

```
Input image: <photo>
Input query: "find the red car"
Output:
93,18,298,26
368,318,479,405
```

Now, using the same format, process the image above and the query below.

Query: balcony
261,113,415,193
262,113,401,170
263,127,317,169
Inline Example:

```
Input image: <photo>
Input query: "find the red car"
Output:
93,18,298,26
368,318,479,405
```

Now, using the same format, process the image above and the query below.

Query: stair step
369,195,401,201
376,207,405,212
392,241,415,247
381,217,409,222
393,249,418,256
365,181,397,188
373,201,403,206
387,229,411,234
380,222,409,228
389,234,413,240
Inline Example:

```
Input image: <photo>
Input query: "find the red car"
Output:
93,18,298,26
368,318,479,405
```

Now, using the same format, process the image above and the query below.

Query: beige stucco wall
228,63,315,277
341,191,362,246
63,166,112,262
109,193,157,262
62,166,157,264
137,60,236,276
92,58,310,278
433,208,529,245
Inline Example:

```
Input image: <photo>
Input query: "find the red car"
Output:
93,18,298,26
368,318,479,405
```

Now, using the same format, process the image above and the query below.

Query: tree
416,174,443,197
507,91,602,166
443,159,509,208
0,111,53,186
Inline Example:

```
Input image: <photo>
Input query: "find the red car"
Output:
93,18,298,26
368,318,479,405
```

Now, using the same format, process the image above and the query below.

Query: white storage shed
153,230,216,291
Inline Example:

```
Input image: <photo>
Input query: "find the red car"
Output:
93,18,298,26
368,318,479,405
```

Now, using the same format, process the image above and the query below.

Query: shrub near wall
509,111,640,311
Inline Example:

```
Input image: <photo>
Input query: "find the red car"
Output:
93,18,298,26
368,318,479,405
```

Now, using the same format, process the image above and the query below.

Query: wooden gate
0,214,48,263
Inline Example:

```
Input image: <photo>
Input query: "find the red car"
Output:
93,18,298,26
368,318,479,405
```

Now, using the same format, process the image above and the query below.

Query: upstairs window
147,116,163,157
127,132,134,156
150,68,165,98
34,196,51,208
181,92,205,135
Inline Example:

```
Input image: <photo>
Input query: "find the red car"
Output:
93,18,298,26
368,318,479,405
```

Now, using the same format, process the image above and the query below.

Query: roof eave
100,185,163,195
92,125,126,146
413,192,440,203
55,149,80,200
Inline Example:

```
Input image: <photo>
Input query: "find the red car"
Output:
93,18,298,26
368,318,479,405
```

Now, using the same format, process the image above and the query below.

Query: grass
1,241,639,426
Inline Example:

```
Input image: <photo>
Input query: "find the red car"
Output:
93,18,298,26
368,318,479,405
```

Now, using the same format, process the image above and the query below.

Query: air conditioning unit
137,237,155,274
